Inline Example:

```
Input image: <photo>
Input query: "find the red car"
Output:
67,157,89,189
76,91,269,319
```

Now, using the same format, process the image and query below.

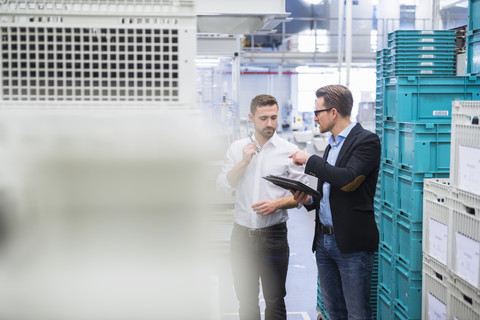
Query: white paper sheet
458,145,480,195
428,293,446,320
429,219,448,265
455,232,480,288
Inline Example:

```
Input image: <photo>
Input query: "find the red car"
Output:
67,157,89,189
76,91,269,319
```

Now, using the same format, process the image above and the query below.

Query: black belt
318,222,334,235
234,222,287,237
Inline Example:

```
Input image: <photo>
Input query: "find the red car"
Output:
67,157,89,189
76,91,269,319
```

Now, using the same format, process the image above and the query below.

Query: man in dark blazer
289,84,380,320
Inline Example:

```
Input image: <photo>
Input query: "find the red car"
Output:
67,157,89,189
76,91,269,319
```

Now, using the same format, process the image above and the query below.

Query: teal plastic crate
377,289,393,320
389,52,456,61
388,30,455,38
375,126,383,140
388,69,455,77
388,34,456,42
384,76,480,123
387,60,455,68
468,0,480,32
389,47,456,56
316,278,331,320
382,120,397,163
379,205,395,251
378,247,395,296
388,38,455,47
393,215,423,271
374,189,382,208
389,51,455,61
380,163,396,208
393,302,417,320
388,41,455,48
393,261,422,319
388,45,455,54
397,122,451,173
375,189,381,202
377,77,384,86
387,69,456,77
467,32,480,75
396,168,449,222
370,252,379,320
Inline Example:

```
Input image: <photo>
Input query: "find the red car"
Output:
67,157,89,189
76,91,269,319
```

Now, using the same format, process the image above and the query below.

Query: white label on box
458,145,480,195
455,232,480,288
429,219,448,265
428,293,447,320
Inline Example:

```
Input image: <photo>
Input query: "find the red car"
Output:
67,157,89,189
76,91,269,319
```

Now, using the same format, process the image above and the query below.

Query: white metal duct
196,0,290,34
0,0,196,106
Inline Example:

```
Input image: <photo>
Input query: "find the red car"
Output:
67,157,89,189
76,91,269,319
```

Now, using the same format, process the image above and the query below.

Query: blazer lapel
317,144,332,189
335,123,361,166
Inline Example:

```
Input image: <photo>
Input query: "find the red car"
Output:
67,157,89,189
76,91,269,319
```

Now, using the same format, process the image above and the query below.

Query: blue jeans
315,232,374,320
230,223,290,320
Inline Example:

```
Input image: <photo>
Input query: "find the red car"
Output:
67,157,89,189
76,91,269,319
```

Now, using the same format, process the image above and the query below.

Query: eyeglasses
314,108,334,117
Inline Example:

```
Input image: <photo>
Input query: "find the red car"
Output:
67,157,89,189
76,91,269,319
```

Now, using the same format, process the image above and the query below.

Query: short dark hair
250,94,278,114
315,84,353,117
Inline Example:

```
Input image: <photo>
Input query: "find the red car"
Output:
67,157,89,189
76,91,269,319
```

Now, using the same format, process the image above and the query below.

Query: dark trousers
230,222,290,320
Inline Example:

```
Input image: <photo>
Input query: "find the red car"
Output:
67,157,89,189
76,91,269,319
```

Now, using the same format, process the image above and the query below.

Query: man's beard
258,127,275,139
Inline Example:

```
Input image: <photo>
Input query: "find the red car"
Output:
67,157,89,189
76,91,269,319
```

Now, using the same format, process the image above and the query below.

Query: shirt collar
251,131,280,149
268,131,281,147
329,122,356,146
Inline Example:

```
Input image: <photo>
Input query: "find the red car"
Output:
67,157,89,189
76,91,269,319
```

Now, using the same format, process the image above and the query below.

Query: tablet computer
263,174,320,198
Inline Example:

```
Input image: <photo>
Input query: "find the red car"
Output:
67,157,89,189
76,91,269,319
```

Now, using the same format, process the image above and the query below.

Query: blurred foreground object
0,104,223,320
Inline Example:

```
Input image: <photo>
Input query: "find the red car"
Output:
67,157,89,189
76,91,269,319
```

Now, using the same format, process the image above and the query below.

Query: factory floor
214,206,319,320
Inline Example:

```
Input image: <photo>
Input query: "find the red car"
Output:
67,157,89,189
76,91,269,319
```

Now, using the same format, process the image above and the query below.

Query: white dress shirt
217,132,308,229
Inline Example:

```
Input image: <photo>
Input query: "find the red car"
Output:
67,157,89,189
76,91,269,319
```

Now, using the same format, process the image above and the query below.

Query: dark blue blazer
304,123,380,254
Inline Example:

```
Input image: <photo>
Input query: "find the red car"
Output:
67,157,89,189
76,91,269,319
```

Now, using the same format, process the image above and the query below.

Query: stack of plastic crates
467,0,480,75
386,30,457,77
377,75,480,320
375,28,480,320
375,48,389,223
422,100,480,319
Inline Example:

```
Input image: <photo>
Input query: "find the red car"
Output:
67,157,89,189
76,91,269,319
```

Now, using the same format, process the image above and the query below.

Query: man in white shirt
217,94,308,320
